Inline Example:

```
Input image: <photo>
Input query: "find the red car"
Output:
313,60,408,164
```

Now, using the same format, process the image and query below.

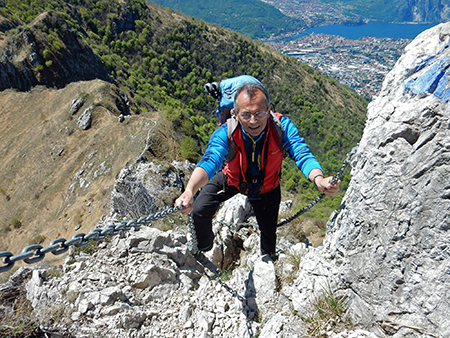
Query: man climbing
176,80,340,258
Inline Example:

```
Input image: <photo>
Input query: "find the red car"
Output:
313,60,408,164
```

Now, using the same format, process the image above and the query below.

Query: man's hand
175,190,194,215
315,176,340,196
174,167,209,215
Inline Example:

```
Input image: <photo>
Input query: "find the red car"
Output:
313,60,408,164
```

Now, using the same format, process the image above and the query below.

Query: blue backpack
204,75,263,125
204,75,284,161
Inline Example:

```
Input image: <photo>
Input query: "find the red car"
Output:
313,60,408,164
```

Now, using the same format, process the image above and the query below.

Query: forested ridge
0,0,367,222
148,0,301,39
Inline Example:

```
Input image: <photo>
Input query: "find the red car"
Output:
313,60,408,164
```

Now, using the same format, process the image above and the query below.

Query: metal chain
276,145,357,228
186,213,199,255
1,148,355,338
0,205,183,273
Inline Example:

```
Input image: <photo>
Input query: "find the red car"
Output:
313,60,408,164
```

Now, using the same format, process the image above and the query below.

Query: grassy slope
0,80,159,257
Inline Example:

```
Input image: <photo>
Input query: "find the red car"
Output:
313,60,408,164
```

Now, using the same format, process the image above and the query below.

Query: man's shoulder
211,123,228,138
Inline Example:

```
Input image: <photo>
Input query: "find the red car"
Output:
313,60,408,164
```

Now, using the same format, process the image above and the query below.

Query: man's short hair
234,82,270,114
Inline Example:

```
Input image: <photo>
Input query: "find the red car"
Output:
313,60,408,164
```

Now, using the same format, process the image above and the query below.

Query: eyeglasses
239,110,269,121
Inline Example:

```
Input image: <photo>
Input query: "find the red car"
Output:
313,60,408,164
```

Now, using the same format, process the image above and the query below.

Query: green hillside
149,0,302,39
1,0,367,224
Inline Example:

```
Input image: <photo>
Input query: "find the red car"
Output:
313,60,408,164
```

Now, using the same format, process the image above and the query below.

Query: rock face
1,22,449,338
290,22,450,338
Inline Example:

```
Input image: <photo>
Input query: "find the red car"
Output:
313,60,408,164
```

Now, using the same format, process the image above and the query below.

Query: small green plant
31,234,46,244
0,293,40,338
180,136,199,162
11,217,22,229
303,283,353,337
73,240,99,255
286,251,302,269
154,213,180,231
42,48,52,60
0,319,39,337
34,64,44,72
47,268,63,278
51,39,64,52
66,290,79,304
276,250,303,286
5,28,17,36
218,267,233,282
66,258,77,265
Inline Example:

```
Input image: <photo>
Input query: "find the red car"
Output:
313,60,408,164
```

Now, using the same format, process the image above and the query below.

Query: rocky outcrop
0,11,111,91
110,160,194,219
285,22,450,338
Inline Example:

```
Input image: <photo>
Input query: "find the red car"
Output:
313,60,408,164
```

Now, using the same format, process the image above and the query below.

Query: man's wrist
313,174,324,186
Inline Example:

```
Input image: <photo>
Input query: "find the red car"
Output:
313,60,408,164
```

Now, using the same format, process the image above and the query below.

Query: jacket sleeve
196,124,230,180
281,116,322,178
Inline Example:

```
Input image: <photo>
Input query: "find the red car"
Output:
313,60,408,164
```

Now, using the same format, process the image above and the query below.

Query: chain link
186,213,199,255
0,205,183,273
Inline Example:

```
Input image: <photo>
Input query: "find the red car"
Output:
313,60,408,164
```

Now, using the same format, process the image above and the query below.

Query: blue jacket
197,116,322,180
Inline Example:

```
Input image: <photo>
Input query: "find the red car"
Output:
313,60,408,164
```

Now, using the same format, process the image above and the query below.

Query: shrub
51,39,64,52
165,107,182,122
284,178,296,192
31,234,46,244
42,48,52,60
180,136,199,162
73,240,99,255
276,250,302,285
11,217,22,229
48,269,63,278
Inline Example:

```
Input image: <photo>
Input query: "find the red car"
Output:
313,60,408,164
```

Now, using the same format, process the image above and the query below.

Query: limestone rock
77,106,93,130
69,94,86,115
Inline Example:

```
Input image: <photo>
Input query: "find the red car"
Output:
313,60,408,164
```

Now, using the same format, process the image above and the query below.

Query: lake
273,21,438,41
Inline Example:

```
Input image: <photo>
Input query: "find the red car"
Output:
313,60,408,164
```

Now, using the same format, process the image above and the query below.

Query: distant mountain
320,0,450,23
149,0,303,38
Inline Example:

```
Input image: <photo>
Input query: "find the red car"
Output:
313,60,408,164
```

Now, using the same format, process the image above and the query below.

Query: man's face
233,90,270,138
